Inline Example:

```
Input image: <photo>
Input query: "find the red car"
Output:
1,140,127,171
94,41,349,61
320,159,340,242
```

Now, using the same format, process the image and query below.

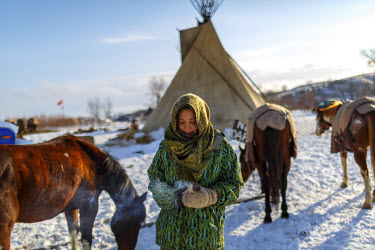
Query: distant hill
266,73,375,110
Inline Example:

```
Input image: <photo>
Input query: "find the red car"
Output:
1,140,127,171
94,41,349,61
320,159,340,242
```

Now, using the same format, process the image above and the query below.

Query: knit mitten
182,187,217,209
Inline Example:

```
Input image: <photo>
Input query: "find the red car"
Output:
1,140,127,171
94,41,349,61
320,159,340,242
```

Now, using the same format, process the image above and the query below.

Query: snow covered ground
9,110,375,249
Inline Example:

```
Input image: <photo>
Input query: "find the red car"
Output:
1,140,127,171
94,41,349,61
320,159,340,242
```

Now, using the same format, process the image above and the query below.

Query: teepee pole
227,53,270,103
193,46,253,110
189,0,224,23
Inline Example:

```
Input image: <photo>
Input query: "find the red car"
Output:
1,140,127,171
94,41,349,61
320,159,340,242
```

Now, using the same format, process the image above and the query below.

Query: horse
0,134,147,250
240,103,297,223
16,118,26,137
27,117,39,133
315,97,375,208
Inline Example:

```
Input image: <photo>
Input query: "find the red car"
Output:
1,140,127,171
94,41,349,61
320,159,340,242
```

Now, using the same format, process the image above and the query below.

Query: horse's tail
264,127,283,205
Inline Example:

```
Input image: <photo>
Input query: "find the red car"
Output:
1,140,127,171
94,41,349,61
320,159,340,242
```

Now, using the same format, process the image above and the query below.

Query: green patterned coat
148,138,243,249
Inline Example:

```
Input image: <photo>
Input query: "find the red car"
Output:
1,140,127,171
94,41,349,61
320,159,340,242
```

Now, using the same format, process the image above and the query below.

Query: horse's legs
279,128,292,219
353,149,372,209
0,203,17,249
0,222,13,250
340,151,348,188
79,197,99,250
262,161,272,223
0,172,18,250
257,168,266,194
280,178,288,218
65,209,80,250
281,158,290,219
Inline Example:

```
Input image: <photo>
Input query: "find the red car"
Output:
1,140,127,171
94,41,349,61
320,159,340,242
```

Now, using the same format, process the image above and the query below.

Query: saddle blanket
331,96,375,153
246,103,297,163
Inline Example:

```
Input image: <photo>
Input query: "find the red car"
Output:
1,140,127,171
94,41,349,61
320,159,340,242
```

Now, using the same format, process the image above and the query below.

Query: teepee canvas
143,3,265,132
143,21,265,132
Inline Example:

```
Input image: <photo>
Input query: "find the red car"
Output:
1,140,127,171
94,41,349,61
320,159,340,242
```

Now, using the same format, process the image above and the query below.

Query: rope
227,53,270,103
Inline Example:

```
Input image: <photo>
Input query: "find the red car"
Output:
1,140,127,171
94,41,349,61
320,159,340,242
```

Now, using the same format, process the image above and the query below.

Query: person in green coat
148,93,244,250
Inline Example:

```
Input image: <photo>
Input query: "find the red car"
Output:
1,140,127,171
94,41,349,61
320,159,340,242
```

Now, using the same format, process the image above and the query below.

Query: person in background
130,118,139,131
148,93,243,249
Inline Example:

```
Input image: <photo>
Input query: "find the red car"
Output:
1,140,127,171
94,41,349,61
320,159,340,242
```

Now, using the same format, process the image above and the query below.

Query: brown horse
315,97,375,209
240,104,297,223
0,134,146,250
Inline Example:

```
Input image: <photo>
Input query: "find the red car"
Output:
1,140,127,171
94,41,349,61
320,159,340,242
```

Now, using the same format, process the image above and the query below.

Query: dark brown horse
315,97,375,208
240,104,297,223
0,134,146,250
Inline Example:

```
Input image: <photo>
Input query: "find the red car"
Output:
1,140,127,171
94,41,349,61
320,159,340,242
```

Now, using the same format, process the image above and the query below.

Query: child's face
178,109,197,136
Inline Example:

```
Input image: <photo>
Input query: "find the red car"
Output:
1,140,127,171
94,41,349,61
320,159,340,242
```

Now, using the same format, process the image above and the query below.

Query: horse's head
315,100,343,136
315,110,332,136
239,144,256,183
111,192,147,250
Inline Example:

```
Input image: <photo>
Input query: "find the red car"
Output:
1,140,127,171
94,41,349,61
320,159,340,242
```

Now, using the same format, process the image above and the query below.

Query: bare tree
148,76,167,108
103,97,113,120
360,49,375,70
87,97,101,122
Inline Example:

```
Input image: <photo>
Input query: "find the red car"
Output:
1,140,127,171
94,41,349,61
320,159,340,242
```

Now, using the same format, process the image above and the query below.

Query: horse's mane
64,134,138,207
102,154,138,206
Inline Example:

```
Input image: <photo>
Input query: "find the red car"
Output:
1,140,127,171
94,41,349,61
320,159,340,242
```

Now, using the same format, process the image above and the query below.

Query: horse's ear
139,192,147,202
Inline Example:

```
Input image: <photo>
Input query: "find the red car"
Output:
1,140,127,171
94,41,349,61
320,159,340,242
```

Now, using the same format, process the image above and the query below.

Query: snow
9,110,375,249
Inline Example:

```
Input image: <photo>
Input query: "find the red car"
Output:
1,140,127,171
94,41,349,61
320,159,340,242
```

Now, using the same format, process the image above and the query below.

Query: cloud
229,15,375,93
248,63,367,92
100,34,156,44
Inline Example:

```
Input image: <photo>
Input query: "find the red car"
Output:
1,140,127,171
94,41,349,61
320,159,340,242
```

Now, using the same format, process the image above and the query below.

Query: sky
1,0,375,119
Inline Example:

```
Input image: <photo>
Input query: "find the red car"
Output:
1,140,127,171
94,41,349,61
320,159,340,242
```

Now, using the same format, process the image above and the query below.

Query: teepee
143,0,265,132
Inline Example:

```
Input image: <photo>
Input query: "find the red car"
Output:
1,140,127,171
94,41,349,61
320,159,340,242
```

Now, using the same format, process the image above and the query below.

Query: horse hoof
362,203,372,209
340,182,348,188
263,217,272,223
281,212,289,219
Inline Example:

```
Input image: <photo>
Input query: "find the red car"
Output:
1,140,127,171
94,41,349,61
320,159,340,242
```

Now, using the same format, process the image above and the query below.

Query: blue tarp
0,121,18,144
0,127,16,144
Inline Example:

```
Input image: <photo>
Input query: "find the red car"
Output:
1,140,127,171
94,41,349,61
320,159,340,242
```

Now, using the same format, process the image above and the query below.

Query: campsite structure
143,0,265,132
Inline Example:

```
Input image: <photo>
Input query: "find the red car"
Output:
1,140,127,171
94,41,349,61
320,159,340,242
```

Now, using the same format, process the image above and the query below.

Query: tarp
0,121,18,134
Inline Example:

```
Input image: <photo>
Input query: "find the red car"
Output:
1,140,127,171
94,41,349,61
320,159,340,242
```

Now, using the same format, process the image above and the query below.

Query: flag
57,100,63,106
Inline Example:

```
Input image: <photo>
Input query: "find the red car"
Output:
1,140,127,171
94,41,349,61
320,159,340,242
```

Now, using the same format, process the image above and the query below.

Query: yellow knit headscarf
164,93,215,181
